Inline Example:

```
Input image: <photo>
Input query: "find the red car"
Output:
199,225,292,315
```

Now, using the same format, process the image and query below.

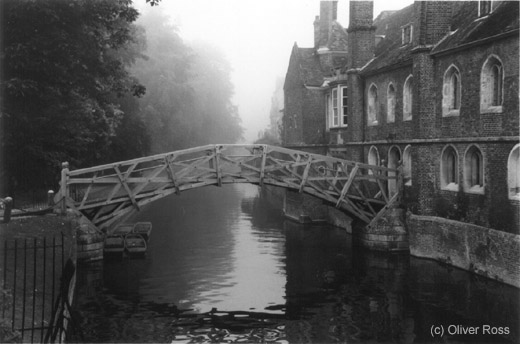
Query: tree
132,11,243,153
1,0,145,191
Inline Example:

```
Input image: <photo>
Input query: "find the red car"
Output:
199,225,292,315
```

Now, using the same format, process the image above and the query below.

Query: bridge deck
57,144,402,229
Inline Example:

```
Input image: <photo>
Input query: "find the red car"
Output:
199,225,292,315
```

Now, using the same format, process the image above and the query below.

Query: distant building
283,0,519,233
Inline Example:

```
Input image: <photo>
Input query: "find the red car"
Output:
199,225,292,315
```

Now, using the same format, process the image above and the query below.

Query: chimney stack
314,1,338,49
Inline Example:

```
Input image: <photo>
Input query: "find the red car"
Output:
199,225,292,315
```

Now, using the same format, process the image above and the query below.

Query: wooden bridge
57,144,402,230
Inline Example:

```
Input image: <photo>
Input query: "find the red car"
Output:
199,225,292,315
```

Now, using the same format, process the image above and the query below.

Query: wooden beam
114,165,140,211
164,155,181,195
259,146,268,186
298,156,313,193
214,146,222,187
335,164,359,208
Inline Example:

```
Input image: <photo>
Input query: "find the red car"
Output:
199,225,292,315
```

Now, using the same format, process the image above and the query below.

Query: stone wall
408,214,520,288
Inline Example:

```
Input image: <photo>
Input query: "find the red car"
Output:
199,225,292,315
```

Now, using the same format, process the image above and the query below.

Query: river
71,184,519,343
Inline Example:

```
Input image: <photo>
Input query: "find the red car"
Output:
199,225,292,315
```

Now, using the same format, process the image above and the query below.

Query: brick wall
408,214,520,288
433,35,519,139
303,89,326,144
363,66,415,142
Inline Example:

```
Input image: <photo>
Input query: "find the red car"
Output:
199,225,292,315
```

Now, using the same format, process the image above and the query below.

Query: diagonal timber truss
57,144,402,230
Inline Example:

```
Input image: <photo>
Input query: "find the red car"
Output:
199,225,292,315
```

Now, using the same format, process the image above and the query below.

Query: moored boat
125,233,147,256
113,224,134,236
104,234,125,258
133,222,152,242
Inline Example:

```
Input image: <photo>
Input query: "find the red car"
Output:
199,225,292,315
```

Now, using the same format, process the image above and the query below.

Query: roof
432,1,519,54
297,47,326,87
285,20,349,88
327,21,349,52
361,4,415,75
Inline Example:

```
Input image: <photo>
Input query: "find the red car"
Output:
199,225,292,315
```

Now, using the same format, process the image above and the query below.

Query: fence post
60,162,69,214
48,190,55,207
3,197,13,223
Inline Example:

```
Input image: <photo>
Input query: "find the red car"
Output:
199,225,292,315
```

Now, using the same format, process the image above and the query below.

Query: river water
71,184,519,343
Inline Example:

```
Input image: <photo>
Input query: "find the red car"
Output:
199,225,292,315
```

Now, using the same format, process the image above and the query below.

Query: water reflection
71,184,519,343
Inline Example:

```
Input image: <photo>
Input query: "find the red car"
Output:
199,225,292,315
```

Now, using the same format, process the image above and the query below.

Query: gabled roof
361,4,414,75
285,44,326,89
327,21,349,52
297,47,327,87
285,19,349,89
431,1,519,55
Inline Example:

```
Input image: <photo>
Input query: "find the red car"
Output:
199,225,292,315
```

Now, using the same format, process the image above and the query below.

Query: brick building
283,0,519,234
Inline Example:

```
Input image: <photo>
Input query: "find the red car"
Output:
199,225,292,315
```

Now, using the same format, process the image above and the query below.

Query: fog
135,0,413,143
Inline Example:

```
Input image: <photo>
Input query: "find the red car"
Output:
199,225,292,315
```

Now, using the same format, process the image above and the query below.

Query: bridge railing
56,144,402,228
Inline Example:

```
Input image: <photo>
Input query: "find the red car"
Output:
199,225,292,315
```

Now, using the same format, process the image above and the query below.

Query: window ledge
465,185,484,195
441,183,459,191
403,116,412,122
480,106,503,114
509,194,520,201
405,180,412,187
443,109,460,117
368,120,379,127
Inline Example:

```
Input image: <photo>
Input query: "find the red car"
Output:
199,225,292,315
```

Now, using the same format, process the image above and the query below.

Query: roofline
360,58,413,77
431,29,519,57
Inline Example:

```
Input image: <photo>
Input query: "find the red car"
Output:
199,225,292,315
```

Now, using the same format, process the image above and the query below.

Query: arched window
403,145,412,185
368,146,379,175
464,145,484,193
367,84,378,126
508,144,520,199
388,146,401,197
442,65,461,116
480,55,504,113
403,75,413,121
387,83,396,123
441,145,459,190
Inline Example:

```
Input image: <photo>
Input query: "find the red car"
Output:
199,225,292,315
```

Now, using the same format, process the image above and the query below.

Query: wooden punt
125,233,147,256
104,234,125,258
113,224,134,236
132,222,152,242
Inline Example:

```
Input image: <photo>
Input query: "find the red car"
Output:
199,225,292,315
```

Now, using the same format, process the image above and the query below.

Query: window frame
463,145,485,194
478,1,493,17
367,84,379,126
441,145,459,191
328,85,348,129
368,146,380,175
401,23,413,45
508,144,520,200
387,83,396,123
403,75,413,121
480,55,504,114
403,145,412,186
442,65,462,117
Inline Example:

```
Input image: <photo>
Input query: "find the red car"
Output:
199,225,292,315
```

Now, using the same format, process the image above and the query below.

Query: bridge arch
57,145,402,230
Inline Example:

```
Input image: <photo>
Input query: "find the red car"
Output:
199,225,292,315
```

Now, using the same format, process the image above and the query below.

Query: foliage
402,184,420,214
0,288,20,343
1,0,243,195
488,195,518,234
433,186,469,221
133,11,243,154
1,0,145,191
254,130,280,145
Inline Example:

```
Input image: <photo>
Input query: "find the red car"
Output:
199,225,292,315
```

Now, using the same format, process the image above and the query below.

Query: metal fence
1,233,75,343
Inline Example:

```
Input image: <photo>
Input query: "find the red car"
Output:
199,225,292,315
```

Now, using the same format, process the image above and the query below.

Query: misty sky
136,0,414,143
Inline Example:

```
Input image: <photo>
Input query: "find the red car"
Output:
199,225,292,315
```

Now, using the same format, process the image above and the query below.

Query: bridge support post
60,162,70,215
283,189,328,223
357,205,409,252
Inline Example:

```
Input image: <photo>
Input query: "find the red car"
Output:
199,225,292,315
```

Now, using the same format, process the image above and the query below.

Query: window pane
332,89,338,126
342,87,348,125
